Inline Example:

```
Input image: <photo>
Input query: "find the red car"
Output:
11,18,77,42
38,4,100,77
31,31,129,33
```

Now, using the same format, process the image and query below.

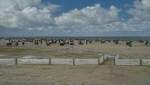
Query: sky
0,0,150,37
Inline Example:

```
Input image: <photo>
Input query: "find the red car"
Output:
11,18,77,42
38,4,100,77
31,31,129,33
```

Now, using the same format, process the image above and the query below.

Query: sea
1,36,150,41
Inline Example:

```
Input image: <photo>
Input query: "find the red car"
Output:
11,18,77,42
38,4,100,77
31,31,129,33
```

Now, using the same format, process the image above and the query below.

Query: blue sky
42,0,133,19
0,0,150,37
42,0,133,10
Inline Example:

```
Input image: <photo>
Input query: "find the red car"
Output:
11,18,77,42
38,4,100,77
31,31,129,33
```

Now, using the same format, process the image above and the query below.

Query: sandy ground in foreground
0,42,150,85
0,42,150,58
0,65,150,85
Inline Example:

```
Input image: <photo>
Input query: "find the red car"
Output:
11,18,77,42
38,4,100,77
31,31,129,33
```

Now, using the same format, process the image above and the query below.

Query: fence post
73,58,75,66
103,54,107,61
114,54,119,65
140,58,142,66
98,57,100,65
114,56,116,65
15,58,18,65
49,58,51,65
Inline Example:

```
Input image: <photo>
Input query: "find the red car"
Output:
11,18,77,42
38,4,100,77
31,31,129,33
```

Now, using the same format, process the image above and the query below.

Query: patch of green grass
145,65,150,68
81,83,85,85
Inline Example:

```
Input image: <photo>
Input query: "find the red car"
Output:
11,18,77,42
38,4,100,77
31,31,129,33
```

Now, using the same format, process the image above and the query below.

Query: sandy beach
0,65,150,85
0,41,150,85
0,41,150,59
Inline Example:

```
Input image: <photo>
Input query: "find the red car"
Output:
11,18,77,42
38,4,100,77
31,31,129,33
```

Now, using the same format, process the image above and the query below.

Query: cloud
142,0,150,9
0,0,41,11
54,4,140,35
0,0,150,36
127,0,150,32
55,4,122,34
54,0,150,36
0,0,58,30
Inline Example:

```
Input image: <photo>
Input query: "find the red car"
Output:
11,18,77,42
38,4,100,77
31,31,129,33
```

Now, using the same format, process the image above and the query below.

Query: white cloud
109,5,120,18
0,0,150,36
142,0,150,9
56,4,120,25
54,0,150,35
55,4,122,33
0,0,58,30
0,0,41,11
127,0,150,32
